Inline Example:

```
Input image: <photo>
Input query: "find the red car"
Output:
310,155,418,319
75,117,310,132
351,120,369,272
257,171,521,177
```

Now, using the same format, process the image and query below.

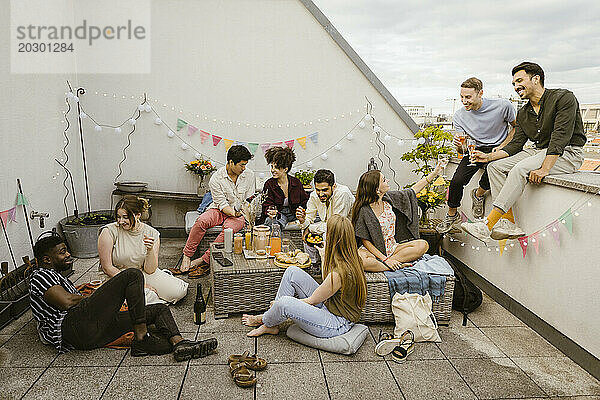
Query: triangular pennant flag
296,136,307,149
223,139,234,151
16,193,29,206
247,143,259,155
199,130,210,144
459,211,468,223
0,211,7,226
549,220,560,246
176,118,188,131
518,236,529,258
498,239,507,256
285,140,295,149
187,124,198,136
260,143,271,153
559,208,573,235
8,207,17,223
237,141,247,147
272,142,284,148
212,135,222,146
530,232,540,254
309,132,319,144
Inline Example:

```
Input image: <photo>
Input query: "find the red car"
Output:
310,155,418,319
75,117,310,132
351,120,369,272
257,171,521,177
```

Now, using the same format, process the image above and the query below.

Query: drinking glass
467,138,477,167
455,132,467,154
437,154,450,178
267,205,278,219
281,238,290,253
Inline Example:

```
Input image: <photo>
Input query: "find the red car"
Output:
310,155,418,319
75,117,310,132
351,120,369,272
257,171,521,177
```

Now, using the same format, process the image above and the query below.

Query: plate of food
273,249,311,269
304,232,324,247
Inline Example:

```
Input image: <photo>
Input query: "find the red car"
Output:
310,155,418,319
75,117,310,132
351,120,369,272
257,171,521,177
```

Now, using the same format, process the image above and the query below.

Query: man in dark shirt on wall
462,62,585,241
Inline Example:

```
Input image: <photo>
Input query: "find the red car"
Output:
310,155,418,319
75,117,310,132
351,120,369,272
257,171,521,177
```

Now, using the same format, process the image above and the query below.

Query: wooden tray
273,258,311,269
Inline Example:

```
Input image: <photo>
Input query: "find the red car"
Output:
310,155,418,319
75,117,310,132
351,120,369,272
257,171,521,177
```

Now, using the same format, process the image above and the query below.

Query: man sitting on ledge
462,61,585,241
30,235,217,360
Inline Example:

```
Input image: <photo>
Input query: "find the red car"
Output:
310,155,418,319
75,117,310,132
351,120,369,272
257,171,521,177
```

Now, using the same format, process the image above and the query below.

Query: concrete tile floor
0,238,598,399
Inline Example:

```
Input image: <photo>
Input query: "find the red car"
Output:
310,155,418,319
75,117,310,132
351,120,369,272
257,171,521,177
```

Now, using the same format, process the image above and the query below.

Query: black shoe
131,333,172,357
173,338,218,362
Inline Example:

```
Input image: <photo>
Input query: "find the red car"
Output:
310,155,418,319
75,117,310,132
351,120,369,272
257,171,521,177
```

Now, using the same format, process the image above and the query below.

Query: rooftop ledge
543,171,600,193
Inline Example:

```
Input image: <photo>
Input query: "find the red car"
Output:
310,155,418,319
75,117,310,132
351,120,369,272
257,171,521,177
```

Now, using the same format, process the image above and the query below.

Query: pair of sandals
375,330,415,363
228,351,267,388
168,262,210,278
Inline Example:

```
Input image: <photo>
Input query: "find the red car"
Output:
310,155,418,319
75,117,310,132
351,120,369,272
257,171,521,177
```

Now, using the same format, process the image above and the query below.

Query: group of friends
29,61,585,359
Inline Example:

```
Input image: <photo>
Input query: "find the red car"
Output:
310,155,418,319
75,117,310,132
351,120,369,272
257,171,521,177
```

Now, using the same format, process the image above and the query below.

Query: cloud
313,0,600,113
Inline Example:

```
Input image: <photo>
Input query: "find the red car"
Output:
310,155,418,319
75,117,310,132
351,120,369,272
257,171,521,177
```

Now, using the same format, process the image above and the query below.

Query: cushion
286,323,368,355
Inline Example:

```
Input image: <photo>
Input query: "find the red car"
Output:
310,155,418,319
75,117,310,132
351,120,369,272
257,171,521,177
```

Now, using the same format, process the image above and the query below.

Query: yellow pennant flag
223,139,234,151
296,136,307,149
432,176,446,186
498,239,507,256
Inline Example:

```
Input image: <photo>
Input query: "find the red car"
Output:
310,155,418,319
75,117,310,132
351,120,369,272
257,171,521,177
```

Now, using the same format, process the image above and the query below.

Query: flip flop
168,267,189,275
391,340,415,363
188,263,210,279
229,361,257,388
227,351,267,371
374,330,414,357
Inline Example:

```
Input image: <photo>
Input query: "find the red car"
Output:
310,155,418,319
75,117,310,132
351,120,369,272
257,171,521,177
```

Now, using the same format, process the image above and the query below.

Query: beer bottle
193,283,207,325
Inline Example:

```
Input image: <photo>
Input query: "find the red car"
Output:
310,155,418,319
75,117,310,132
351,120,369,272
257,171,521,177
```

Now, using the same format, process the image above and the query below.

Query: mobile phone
214,243,224,249
213,252,233,267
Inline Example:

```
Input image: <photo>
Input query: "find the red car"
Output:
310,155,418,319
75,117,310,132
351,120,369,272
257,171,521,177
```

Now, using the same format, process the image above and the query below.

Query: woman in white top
98,195,188,303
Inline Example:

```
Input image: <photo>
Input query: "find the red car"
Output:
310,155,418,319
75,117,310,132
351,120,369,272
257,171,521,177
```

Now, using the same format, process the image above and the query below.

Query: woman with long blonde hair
242,215,367,338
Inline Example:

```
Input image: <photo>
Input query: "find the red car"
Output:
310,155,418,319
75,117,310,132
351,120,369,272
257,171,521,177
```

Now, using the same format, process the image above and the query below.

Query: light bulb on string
194,152,202,160
417,137,426,145
384,134,391,141
321,153,328,161
128,118,136,125
115,127,122,134
80,112,87,119
138,104,145,111
334,144,342,151
154,117,162,125
574,212,580,217
73,96,79,102
167,130,175,138
346,133,354,140
67,92,74,99
587,202,592,207
307,161,313,168
94,125,102,132
359,121,366,129
364,114,373,123
181,143,189,150
397,139,404,147
373,125,381,133
144,104,152,112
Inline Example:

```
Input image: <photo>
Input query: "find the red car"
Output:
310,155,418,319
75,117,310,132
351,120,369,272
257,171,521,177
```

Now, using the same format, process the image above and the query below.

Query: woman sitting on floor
351,163,443,272
259,146,309,229
242,214,366,338
98,195,188,304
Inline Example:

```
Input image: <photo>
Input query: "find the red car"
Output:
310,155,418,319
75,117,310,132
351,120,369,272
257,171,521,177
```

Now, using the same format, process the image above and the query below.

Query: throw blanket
197,191,213,213
410,254,454,276
384,268,447,302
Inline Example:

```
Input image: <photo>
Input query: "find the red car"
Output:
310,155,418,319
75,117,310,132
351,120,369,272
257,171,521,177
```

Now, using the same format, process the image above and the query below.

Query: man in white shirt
296,169,355,264
179,145,255,276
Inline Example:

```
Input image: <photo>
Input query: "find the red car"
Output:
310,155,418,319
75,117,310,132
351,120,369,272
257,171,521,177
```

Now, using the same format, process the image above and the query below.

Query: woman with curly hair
260,146,309,229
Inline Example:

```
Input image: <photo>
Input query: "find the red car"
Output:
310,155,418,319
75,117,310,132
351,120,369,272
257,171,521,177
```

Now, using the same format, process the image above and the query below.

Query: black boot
173,338,218,362
131,333,172,357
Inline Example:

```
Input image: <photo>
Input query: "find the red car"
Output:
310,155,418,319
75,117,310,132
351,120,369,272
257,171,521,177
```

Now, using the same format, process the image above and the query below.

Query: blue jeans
264,207,295,230
262,266,353,338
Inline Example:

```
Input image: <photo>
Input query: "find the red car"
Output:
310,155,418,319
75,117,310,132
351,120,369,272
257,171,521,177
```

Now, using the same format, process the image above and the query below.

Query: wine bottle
193,284,206,325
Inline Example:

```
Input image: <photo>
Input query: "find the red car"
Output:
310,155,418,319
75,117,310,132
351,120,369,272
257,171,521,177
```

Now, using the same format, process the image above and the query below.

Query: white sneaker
490,219,526,240
461,221,491,242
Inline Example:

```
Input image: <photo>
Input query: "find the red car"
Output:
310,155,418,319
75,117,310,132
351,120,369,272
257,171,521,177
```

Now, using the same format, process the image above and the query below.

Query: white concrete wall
0,0,417,265
442,163,600,360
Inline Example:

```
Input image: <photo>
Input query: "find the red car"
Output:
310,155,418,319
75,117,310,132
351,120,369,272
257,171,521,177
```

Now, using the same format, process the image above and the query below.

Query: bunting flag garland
16,193,29,206
297,136,307,149
498,239,507,256
199,131,210,144
518,236,528,258
559,208,573,234
176,118,188,131
0,207,16,226
309,132,319,144
187,124,198,136
530,232,540,254
549,220,560,245
272,142,284,148
223,139,234,151
247,143,259,155
212,135,222,146
260,143,270,153
285,140,295,149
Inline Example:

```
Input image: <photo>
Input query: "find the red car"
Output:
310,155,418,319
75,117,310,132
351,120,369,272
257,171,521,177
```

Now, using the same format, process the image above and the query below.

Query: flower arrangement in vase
294,169,316,190
185,158,217,196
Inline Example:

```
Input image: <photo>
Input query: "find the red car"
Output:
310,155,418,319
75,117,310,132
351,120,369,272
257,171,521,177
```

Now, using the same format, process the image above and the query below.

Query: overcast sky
313,0,600,115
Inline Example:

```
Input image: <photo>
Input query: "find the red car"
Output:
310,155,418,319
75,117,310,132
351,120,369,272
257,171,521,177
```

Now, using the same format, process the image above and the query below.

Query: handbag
391,292,441,343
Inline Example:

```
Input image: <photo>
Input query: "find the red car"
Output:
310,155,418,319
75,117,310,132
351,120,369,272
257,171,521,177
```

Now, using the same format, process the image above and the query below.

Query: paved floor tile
437,326,505,359
22,366,114,400
122,332,197,366
0,334,11,346
256,331,320,363
320,332,379,362
512,356,600,397
447,310,476,328
190,331,254,365
13,319,38,336
197,310,252,333
324,361,401,400
390,359,476,400
180,365,253,400
481,327,562,358
0,367,45,399
0,333,58,367
0,310,32,335
468,301,525,327
256,362,328,400
102,365,186,400
53,347,126,367
452,357,546,399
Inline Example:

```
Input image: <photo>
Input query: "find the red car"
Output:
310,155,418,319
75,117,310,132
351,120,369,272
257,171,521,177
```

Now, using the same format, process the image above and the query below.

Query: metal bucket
59,210,113,258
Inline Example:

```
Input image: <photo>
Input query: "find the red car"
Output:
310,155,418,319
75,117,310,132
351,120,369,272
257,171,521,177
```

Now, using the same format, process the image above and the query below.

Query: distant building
580,103,600,134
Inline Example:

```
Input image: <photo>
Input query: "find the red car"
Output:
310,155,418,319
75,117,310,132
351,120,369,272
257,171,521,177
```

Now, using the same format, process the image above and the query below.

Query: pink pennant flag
212,135,222,147
260,143,271,153
285,140,295,149
459,211,468,223
273,142,284,148
199,130,210,144
549,220,560,246
187,125,198,136
0,210,7,226
518,236,529,258
530,232,540,254
8,207,17,223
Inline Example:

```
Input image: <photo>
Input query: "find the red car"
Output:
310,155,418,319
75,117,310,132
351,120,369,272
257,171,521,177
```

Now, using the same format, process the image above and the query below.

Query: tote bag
392,292,441,343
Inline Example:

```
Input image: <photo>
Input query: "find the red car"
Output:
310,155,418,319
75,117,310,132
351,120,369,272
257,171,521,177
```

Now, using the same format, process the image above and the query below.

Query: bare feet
247,324,279,337
241,314,262,327
180,255,191,272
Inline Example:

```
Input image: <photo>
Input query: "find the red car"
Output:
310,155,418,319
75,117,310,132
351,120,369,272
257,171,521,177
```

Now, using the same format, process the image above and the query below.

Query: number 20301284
18,42,74,52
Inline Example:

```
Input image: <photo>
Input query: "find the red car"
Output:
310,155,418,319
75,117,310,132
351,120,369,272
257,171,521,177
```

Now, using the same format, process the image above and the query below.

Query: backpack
445,255,482,326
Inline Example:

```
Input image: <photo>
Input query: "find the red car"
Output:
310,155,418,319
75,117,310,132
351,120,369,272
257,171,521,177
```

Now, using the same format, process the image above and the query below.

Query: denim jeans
264,206,296,230
61,268,180,350
262,266,353,338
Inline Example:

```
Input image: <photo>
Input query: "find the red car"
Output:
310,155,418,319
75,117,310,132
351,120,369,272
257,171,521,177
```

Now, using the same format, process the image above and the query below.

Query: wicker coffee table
210,243,320,319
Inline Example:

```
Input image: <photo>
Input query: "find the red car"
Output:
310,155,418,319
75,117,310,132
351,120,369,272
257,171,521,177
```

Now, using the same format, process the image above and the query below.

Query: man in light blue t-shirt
437,77,516,234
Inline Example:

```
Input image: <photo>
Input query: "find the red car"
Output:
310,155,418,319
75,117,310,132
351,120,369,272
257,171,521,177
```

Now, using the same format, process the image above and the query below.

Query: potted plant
400,125,454,227
295,169,316,190
185,158,217,196
59,211,115,258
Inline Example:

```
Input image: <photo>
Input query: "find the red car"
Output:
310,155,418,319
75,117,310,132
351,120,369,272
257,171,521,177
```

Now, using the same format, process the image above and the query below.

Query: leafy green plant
400,125,454,177
294,169,316,186
66,212,114,226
